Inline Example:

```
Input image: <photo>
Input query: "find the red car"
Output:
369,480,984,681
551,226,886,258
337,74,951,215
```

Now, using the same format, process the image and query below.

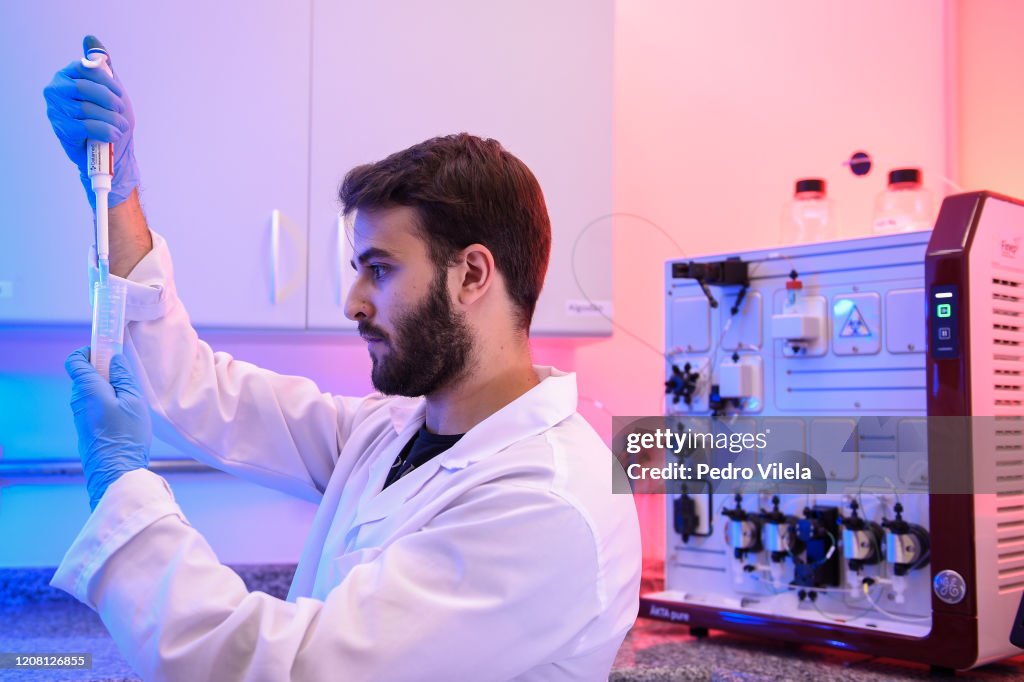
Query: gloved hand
43,46,140,209
65,348,151,510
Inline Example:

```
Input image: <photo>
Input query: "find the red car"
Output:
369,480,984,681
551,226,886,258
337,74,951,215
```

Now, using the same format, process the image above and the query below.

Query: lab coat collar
353,366,577,528
350,412,437,530
439,365,577,470
387,396,425,434
385,366,577,459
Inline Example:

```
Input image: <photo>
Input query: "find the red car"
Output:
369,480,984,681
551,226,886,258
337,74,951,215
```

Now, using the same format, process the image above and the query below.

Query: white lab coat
51,232,642,681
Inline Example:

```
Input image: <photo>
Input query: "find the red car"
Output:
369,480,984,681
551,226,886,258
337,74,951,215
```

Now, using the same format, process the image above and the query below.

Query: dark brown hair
340,133,551,331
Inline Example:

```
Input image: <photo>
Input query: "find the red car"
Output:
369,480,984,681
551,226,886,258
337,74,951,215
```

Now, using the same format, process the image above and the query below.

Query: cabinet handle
270,209,281,304
336,213,348,306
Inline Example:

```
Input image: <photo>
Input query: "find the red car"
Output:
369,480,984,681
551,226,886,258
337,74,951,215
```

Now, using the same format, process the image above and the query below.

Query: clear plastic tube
90,276,127,379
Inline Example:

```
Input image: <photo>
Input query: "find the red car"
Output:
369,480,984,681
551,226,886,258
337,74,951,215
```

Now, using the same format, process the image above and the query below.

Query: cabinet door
307,0,613,334
0,1,310,329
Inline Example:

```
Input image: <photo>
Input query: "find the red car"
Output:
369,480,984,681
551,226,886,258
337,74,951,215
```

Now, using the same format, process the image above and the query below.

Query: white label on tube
87,142,112,176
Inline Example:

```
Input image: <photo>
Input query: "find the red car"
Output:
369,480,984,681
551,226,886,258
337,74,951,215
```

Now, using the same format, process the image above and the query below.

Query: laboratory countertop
3,566,1024,681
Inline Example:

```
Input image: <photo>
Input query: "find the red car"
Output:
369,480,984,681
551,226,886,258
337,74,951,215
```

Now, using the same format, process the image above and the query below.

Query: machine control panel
929,285,960,360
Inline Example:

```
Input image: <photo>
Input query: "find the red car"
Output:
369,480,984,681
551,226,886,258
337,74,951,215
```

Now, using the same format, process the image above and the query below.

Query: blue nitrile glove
43,47,140,209
65,348,151,510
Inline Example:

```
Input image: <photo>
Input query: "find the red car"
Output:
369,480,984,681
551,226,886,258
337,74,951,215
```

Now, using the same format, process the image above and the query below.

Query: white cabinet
0,1,311,329
306,0,613,334
1,1,611,334
125,3,312,329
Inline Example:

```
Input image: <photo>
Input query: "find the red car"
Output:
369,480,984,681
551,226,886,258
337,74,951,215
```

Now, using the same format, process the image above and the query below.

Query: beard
359,270,474,397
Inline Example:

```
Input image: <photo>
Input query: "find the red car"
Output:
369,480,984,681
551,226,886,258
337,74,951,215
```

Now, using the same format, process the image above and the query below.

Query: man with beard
46,56,641,682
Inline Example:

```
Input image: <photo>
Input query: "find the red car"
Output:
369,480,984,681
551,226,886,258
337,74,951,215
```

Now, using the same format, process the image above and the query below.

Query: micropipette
81,35,127,380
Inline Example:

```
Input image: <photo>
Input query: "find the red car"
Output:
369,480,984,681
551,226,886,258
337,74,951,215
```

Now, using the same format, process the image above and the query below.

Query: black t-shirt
382,425,464,490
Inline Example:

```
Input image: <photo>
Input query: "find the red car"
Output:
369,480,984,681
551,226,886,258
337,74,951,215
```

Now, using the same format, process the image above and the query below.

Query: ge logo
933,570,967,605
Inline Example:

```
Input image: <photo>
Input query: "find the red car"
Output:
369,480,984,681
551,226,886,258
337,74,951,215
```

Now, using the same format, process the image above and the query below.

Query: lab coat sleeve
101,231,369,500
51,469,605,682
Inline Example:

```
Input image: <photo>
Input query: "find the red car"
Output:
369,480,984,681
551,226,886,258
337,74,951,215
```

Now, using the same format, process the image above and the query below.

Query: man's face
345,206,473,397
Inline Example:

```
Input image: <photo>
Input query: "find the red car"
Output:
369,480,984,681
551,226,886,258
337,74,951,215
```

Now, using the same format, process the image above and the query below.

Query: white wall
955,0,1024,198
605,0,951,561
